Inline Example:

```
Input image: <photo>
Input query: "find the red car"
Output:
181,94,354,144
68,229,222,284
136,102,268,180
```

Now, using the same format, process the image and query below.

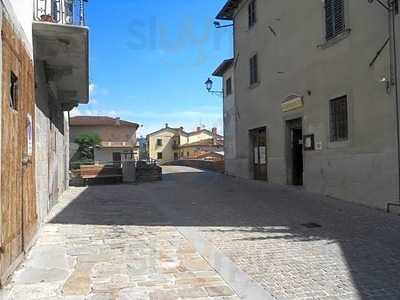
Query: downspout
387,0,400,212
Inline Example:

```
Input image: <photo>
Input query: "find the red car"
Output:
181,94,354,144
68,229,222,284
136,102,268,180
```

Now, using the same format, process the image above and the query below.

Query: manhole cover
301,222,322,228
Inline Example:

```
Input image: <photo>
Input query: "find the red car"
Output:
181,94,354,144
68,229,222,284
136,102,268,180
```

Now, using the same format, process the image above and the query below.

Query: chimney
115,117,121,126
212,127,217,135
197,127,201,132
165,123,169,128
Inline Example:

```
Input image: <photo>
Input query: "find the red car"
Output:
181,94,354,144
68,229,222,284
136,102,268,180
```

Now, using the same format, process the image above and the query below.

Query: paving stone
205,286,235,297
13,267,69,284
1,185,239,300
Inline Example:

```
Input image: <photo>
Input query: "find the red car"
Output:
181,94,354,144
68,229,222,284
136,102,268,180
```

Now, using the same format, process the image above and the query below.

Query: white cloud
89,83,96,94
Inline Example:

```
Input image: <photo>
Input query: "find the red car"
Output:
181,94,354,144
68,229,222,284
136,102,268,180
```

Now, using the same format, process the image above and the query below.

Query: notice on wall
27,113,33,157
259,147,266,164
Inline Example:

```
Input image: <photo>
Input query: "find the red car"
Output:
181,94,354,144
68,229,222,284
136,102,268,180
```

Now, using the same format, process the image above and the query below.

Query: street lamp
204,78,223,96
213,21,233,28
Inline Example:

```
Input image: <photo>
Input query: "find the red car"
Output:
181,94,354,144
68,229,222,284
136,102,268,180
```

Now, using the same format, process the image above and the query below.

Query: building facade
214,0,400,210
147,125,223,164
0,0,89,284
213,59,237,176
70,116,139,164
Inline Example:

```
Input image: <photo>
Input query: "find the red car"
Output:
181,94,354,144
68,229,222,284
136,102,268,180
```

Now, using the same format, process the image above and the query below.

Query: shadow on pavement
49,166,400,300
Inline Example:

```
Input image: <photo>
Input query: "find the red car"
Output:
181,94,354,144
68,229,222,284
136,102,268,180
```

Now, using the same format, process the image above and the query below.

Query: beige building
213,0,400,210
70,116,139,164
147,124,223,163
213,59,236,175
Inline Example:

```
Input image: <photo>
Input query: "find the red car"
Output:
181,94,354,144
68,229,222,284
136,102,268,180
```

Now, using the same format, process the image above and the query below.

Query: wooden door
250,127,268,181
113,152,122,167
0,19,37,284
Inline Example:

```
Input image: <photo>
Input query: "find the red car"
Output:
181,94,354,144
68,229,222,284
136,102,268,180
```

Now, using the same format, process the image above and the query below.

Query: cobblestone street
1,166,400,300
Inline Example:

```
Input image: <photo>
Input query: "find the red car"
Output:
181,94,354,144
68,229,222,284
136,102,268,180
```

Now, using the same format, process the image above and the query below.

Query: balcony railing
34,0,87,26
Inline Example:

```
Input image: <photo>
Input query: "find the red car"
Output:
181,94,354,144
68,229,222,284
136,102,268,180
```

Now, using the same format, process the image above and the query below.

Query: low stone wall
136,164,162,182
164,160,225,173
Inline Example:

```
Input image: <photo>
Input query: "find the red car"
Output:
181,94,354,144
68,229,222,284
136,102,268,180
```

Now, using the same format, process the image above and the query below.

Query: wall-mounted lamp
213,21,233,28
205,78,223,96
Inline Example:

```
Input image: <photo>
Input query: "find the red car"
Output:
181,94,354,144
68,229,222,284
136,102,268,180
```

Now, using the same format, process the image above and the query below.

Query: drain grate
301,222,322,229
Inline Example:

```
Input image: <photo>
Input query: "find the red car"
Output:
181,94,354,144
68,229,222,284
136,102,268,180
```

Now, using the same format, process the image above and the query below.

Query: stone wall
35,60,69,223
165,160,225,173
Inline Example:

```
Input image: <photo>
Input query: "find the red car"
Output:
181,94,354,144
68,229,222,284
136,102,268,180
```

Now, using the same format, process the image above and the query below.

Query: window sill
317,29,352,50
327,139,350,149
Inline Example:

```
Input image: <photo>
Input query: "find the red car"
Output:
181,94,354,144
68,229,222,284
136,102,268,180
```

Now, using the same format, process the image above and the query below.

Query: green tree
74,133,101,161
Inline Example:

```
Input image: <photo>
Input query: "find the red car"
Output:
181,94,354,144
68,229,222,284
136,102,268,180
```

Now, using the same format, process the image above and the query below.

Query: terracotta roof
189,129,223,139
146,127,188,138
213,58,234,77
179,139,224,148
147,127,223,138
70,116,139,128
216,0,242,20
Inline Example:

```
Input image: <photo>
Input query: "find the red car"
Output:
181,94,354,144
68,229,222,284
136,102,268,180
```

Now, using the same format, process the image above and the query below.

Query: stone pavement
0,187,239,300
141,166,400,300
2,165,400,300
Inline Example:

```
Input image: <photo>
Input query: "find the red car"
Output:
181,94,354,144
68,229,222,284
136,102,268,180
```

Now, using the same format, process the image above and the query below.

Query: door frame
285,118,303,186
249,126,268,181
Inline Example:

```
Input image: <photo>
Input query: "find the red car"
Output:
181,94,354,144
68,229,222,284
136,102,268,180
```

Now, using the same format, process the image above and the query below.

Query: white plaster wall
94,148,135,164
222,66,237,176
2,0,33,49
35,61,50,222
230,0,399,209
35,60,69,223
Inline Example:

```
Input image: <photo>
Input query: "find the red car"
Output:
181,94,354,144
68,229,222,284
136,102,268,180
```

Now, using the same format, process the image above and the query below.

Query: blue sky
71,0,233,137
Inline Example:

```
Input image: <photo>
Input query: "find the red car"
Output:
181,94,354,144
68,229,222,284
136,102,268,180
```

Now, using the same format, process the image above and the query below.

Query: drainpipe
386,0,400,212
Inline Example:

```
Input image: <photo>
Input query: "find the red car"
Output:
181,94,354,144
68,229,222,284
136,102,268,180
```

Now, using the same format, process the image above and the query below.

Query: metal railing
34,0,87,26
70,159,159,171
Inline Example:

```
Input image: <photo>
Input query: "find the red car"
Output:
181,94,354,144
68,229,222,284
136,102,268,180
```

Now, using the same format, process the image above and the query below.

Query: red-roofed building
70,116,139,164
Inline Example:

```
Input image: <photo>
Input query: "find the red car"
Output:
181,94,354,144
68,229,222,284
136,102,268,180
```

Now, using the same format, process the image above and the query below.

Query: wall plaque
281,96,304,112
303,134,315,151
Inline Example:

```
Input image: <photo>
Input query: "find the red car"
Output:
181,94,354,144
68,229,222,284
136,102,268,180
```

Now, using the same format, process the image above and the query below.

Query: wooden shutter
325,0,345,40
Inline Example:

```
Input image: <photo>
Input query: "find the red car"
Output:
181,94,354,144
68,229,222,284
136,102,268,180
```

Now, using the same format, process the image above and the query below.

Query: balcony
100,142,136,149
33,0,89,110
34,0,87,26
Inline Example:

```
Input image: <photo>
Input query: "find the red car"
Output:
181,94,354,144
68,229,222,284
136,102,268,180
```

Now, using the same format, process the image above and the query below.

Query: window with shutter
226,77,232,95
248,0,256,28
330,96,348,142
325,0,345,40
249,54,259,85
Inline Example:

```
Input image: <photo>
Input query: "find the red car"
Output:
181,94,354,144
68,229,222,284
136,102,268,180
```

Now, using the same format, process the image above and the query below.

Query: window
248,0,256,28
226,77,232,96
325,0,345,41
249,54,259,85
156,138,162,146
9,72,18,111
157,152,163,159
330,96,348,142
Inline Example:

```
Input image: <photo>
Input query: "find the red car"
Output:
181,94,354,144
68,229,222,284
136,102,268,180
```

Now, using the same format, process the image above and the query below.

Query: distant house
147,124,223,163
178,138,223,160
70,116,139,164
